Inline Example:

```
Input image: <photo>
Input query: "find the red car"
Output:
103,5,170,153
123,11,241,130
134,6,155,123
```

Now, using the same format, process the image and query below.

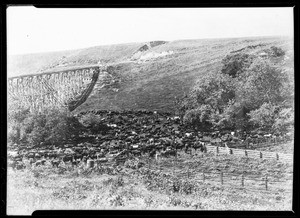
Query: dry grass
7,151,293,215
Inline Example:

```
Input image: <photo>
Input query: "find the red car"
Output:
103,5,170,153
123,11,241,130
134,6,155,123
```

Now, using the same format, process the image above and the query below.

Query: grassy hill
7,36,293,113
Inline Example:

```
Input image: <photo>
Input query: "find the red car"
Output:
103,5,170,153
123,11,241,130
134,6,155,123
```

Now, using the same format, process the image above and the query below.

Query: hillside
7,36,293,113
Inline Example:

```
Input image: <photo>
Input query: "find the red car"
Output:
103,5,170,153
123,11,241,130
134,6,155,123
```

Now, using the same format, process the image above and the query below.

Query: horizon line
8,34,292,56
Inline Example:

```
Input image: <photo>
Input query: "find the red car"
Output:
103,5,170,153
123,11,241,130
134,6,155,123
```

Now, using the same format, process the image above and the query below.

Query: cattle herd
8,110,292,170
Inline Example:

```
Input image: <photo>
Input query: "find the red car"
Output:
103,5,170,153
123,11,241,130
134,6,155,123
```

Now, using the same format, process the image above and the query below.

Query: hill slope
8,36,293,113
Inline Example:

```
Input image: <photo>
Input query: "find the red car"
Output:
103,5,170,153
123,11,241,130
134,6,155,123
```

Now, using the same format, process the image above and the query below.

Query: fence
221,136,293,149
144,156,293,193
205,145,293,162
177,169,293,192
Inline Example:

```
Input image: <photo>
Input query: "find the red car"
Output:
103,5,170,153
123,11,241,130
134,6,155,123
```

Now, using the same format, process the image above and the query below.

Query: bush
183,105,214,130
182,50,291,132
273,107,294,133
8,107,84,147
270,46,285,57
7,105,31,145
236,59,286,111
248,102,294,133
248,102,278,131
221,53,255,78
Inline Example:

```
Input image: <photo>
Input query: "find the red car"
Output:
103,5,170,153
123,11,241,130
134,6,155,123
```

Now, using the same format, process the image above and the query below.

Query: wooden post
260,152,263,159
173,159,175,178
229,149,233,155
220,172,223,185
276,153,279,161
241,174,244,187
216,146,219,156
265,176,268,190
245,150,248,157
87,159,94,169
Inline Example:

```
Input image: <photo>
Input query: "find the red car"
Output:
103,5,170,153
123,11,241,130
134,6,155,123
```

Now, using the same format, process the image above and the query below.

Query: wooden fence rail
222,137,293,149
205,145,293,162
174,169,292,192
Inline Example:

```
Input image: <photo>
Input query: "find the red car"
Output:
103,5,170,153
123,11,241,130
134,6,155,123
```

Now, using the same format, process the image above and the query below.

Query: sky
7,6,294,55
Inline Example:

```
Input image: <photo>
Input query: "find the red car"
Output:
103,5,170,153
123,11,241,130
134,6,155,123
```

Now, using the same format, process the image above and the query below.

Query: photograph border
1,0,299,217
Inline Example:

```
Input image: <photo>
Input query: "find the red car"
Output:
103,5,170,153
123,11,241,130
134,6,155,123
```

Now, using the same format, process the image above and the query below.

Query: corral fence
205,145,293,162
143,156,293,193
213,136,293,150
174,168,293,193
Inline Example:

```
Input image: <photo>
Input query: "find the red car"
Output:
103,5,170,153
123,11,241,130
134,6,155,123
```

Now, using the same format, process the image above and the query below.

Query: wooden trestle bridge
8,65,106,112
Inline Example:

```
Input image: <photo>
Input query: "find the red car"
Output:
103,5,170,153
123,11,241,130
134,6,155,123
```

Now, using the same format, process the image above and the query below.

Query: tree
183,105,214,131
235,59,287,111
248,102,278,130
188,72,235,113
273,107,294,133
8,107,85,147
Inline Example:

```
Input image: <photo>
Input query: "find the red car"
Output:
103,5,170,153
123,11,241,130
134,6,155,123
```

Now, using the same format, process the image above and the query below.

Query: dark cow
161,148,176,157
51,159,60,167
149,149,156,158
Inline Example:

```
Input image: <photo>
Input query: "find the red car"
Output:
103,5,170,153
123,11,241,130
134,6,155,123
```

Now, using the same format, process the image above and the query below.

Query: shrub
221,53,255,78
236,59,286,110
169,195,182,206
110,195,124,207
273,107,294,133
248,102,278,131
183,105,214,130
7,104,31,145
8,107,84,147
270,46,285,57
181,180,194,195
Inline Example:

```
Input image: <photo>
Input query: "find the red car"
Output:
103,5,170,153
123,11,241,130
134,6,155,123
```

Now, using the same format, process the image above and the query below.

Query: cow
184,144,192,154
161,148,176,157
155,151,161,161
149,149,156,158
62,155,73,163
34,159,46,167
51,159,60,167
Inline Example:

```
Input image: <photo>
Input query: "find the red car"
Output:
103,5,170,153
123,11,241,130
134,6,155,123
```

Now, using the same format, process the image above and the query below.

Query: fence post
216,146,219,156
260,152,263,159
276,153,279,161
245,150,248,157
229,149,233,155
173,158,175,178
241,174,244,187
220,172,223,185
203,172,205,183
265,176,268,190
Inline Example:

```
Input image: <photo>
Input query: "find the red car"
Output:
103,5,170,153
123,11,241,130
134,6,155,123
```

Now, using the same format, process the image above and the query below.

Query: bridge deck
8,64,101,80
